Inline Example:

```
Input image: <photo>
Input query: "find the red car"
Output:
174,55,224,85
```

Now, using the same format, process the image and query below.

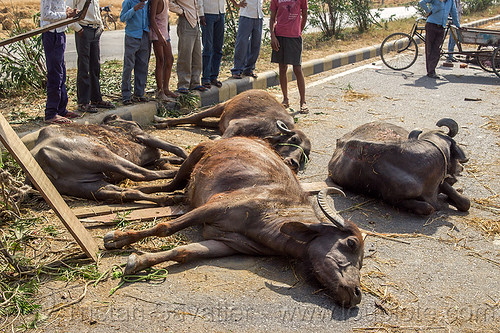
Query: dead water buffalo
30,115,188,204
104,137,364,308
328,119,470,215
154,89,311,172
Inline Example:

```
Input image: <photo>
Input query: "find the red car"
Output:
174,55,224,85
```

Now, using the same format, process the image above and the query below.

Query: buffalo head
280,188,364,308
264,121,312,172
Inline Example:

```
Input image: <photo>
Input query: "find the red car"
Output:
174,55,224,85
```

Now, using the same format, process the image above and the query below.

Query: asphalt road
64,6,418,69
43,50,500,332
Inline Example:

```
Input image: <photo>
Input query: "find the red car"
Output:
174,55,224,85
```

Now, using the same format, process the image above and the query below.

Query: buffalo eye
290,136,299,144
347,238,357,250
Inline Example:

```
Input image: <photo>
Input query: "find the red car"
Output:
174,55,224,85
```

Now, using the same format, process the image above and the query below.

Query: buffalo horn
436,118,458,138
317,187,346,230
408,129,422,140
276,120,292,134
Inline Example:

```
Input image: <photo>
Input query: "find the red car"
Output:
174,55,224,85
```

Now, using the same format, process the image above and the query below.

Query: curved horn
436,118,458,138
408,129,422,140
276,120,292,134
317,187,346,230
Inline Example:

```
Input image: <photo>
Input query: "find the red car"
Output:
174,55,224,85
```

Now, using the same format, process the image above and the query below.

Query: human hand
238,0,247,8
200,16,206,26
134,0,146,11
66,7,77,18
271,34,279,52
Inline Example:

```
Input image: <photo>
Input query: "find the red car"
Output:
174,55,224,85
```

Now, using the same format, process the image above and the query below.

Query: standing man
170,0,204,93
69,0,115,113
199,0,225,89
40,0,81,124
419,0,460,79
230,0,263,80
270,0,308,113
447,0,463,62
120,0,151,105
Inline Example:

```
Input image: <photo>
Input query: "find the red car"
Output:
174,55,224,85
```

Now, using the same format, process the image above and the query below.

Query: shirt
239,0,263,19
170,0,202,28
40,0,68,33
419,0,460,28
67,0,103,31
271,0,307,38
120,0,150,38
200,0,225,15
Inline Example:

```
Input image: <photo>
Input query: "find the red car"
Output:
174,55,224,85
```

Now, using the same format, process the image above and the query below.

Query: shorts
271,36,302,66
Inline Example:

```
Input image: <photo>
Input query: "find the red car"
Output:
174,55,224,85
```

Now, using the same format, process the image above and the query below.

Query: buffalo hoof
103,230,130,250
452,195,471,212
124,253,139,275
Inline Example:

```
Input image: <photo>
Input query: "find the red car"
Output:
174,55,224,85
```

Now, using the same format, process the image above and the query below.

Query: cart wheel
477,45,495,72
380,32,419,70
492,47,500,78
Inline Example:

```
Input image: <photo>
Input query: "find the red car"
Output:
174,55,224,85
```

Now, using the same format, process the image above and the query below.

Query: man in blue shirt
419,0,460,79
120,0,151,104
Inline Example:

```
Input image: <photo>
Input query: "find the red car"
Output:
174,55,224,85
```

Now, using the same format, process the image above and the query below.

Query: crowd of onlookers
39,0,309,124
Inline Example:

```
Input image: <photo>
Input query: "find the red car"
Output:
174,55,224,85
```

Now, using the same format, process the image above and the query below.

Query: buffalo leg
439,182,470,212
124,240,238,275
135,134,188,159
154,103,225,129
104,203,223,249
396,199,436,215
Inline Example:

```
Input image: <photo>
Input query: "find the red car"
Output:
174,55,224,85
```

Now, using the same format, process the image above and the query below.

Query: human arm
149,0,168,46
67,0,83,34
41,0,75,22
199,0,206,25
418,0,431,17
269,1,279,52
230,0,247,8
121,0,146,22
301,0,307,33
450,0,460,27
169,0,185,16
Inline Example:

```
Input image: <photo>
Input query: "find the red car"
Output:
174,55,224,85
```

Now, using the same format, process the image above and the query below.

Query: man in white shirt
40,0,80,123
199,0,225,88
68,0,115,112
230,0,263,79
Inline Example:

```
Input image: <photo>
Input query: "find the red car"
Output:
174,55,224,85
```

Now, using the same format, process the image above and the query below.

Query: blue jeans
447,34,456,60
122,31,151,101
201,13,224,83
231,16,263,75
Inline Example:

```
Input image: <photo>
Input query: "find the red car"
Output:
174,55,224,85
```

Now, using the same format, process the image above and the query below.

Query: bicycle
100,6,116,30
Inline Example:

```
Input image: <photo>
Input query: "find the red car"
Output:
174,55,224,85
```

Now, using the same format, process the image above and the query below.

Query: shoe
210,80,222,88
91,100,116,109
132,95,149,103
202,82,211,89
190,85,208,92
64,111,81,119
243,71,258,78
299,104,309,114
426,73,442,79
447,57,459,63
123,99,133,105
45,115,73,124
77,103,98,113
177,87,189,94
231,73,242,79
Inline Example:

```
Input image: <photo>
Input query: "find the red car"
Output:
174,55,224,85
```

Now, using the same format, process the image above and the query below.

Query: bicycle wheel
103,15,116,30
476,45,495,72
492,47,500,78
380,32,418,70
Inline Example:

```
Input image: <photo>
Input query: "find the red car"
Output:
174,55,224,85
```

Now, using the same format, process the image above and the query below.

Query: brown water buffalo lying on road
104,137,364,308
328,118,470,215
154,89,311,172
30,114,188,205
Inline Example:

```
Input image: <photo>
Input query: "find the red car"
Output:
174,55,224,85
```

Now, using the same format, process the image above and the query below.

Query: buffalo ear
281,222,333,243
451,141,468,163
264,134,286,145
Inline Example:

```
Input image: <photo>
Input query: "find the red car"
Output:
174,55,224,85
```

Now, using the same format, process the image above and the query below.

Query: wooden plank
80,206,186,224
73,202,158,218
301,180,337,195
0,0,91,47
0,113,99,261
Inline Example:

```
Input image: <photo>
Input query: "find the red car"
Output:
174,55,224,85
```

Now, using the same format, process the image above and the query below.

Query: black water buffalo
104,137,364,308
30,114,188,204
154,89,311,172
328,119,470,215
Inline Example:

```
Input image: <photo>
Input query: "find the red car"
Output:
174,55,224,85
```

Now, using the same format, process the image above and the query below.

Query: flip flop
211,80,222,88
45,115,73,124
191,85,208,92
63,111,81,119
202,82,212,89
231,73,242,79
177,87,189,94
243,72,258,78
299,104,309,114
78,104,98,113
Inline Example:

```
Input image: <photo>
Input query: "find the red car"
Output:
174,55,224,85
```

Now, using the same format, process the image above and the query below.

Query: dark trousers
201,13,224,83
42,31,68,120
425,22,445,75
75,26,103,105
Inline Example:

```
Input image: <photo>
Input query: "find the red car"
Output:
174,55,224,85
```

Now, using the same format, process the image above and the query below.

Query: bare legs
278,63,306,111
152,39,178,100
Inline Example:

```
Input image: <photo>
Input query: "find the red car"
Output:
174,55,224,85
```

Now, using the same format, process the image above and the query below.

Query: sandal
78,104,98,113
299,104,309,114
132,95,149,103
191,85,208,92
123,99,133,105
177,87,189,94
91,100,116,109
64,111,81,119
211,80,222,88
231,73,242,79
202,82,211,89
243,72,258,78
45,115,73,124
